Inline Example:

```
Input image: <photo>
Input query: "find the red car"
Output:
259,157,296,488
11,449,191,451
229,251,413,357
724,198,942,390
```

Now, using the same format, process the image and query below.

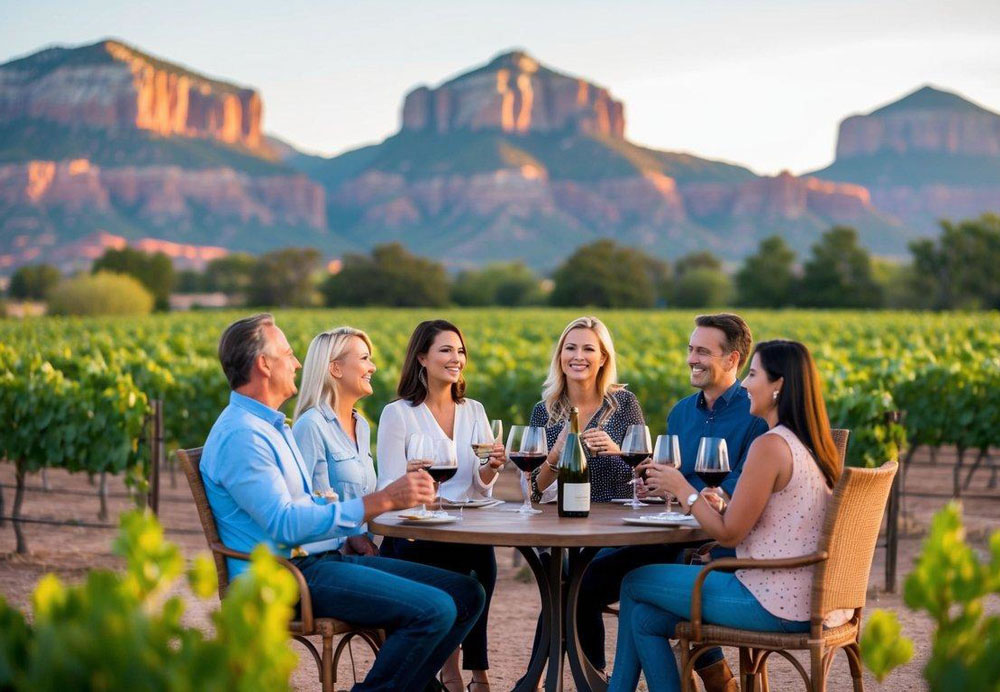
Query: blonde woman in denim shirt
293,326,379,557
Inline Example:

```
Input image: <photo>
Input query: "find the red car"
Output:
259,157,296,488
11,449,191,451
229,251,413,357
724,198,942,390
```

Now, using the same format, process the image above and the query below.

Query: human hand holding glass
651,434,682,511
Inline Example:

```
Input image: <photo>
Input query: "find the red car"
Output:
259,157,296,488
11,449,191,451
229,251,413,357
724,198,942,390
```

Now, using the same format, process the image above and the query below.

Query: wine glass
620,424,652,508
695,437,730,492
505,425,547,514
405,433,434,517
473,417,503,466
652,434,682,512
429,438,459,516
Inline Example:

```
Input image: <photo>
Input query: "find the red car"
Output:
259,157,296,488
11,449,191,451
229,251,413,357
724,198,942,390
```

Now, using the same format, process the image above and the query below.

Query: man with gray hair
201,313,484,691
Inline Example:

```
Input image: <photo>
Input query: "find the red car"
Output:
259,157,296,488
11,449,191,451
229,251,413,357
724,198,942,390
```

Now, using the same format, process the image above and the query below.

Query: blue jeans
608,564,808,692
293,552,485,692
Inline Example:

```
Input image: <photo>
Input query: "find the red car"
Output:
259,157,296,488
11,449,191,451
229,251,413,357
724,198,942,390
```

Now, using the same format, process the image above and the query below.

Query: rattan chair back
177,447,231,600
831,428,849,465
811,460,897,620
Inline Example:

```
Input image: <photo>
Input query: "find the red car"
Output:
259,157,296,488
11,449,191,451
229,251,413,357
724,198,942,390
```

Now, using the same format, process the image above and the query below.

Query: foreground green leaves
862,502,1000,690
0,511,298,691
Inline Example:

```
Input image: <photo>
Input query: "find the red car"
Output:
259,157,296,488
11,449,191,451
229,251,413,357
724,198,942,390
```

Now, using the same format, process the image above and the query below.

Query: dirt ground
1,447,998,691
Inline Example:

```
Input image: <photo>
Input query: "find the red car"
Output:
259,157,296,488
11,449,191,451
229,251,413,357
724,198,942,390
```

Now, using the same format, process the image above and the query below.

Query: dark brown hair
753,339,841,488
695,313,753,370
218,313,275,390
397,319,467,405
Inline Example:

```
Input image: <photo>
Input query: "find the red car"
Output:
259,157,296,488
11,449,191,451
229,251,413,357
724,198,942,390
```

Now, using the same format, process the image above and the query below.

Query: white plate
397,513,459,524
611,497,665,504
623,513,699,528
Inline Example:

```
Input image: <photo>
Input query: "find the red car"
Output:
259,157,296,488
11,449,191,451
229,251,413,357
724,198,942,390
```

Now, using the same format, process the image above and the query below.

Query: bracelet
545,462,559,472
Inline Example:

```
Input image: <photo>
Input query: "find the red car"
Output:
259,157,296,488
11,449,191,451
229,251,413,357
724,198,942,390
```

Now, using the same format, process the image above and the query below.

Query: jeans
578,542,736,670
293,552,485,692
608,564,808,692
381,537,497,670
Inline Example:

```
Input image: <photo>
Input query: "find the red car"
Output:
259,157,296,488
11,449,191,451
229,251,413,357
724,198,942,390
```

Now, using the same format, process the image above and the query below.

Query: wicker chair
674,459,898,692
177,447,383,692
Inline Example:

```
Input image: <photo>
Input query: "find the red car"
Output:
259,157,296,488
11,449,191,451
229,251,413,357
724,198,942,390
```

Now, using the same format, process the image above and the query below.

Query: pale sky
2,0,999,175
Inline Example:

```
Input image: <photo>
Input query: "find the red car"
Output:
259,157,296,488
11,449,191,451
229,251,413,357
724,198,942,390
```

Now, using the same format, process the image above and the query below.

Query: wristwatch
684,492,700,515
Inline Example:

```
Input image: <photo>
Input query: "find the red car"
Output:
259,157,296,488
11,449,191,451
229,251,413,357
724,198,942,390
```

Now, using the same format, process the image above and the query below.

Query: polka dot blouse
528,388,646,502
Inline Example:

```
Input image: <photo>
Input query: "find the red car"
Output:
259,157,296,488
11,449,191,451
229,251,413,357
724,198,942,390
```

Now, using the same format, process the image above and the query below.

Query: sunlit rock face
0,40,263,150
401,51,625,139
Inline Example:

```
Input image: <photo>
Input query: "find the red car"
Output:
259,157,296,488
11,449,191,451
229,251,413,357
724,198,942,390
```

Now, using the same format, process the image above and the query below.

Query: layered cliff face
812,86,1000,234
401,51,625,139
836,86,1000,158
0,40,263,150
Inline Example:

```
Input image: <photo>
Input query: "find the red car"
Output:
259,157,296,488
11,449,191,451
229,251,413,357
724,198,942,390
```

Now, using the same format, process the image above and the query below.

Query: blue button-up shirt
293,402,377,499
201,391,365,577
666,379,769,497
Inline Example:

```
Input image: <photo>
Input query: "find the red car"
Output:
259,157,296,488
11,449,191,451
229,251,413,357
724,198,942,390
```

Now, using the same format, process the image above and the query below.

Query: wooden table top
369,502,708,548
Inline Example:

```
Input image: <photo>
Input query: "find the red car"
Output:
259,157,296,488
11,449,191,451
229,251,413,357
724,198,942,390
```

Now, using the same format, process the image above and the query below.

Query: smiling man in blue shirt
576,313,766,691
201,313,484,692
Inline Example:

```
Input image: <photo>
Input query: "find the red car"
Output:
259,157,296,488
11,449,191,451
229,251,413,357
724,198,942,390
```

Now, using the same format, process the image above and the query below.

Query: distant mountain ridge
2,40,998,273
809,85,1000,232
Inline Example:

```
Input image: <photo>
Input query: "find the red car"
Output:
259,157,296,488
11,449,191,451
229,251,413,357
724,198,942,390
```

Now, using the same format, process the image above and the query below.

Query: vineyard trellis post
147,399,164,516
884,410,903,592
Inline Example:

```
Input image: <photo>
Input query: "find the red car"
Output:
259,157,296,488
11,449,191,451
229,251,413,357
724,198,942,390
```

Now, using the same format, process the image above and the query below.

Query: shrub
47,272,154,316
671,267,733,307
0,510,299,690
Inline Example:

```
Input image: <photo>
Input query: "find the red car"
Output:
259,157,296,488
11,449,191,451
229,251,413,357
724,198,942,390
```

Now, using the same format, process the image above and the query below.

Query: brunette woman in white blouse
377,319,505,692
292,327,379,557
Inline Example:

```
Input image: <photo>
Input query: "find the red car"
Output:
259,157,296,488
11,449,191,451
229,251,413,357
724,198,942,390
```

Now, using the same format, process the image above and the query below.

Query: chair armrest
685,540,720,565
210,542,314,632
688,551,828,642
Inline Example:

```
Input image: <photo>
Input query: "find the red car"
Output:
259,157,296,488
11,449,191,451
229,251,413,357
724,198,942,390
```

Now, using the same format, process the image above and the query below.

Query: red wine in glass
696,470,729,487
509,452,546,473
427,466,458,483
621,452,649,468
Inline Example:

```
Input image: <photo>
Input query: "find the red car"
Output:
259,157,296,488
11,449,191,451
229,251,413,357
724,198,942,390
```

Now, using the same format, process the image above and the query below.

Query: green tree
796,226,883,308
672,267,733,307
48,272,154,316
451,262,544,306
7,264,61,300
905,214,1000,310
203,252,258,300
550,240,661,308
247,247,323,307
175,269,205,293
92,248,175,311
323,242,449,307
735,235,797,307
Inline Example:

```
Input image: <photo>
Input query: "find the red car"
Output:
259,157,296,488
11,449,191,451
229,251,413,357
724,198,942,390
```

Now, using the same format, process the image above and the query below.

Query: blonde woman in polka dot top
529,316,646,504
610,340,846,692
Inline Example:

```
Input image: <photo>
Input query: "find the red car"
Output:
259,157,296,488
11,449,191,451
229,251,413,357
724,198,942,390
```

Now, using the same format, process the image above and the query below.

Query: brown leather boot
696,659,738,691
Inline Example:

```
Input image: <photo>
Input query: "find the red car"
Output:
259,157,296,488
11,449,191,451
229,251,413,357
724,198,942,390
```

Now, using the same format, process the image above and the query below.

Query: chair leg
679,638,693,692
321,633,334,692
845,644,864,692
759,656,770,692
810,645,825,692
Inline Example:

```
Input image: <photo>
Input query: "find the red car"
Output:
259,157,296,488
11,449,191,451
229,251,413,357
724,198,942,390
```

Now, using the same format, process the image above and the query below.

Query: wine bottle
557,407,590,518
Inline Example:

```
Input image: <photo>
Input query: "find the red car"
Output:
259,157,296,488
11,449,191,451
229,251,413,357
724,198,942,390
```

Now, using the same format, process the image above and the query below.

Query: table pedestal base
513,546,609,692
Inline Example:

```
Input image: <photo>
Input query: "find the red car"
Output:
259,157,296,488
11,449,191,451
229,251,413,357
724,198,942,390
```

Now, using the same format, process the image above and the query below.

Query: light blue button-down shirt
293,402,377,500
201,391,365,577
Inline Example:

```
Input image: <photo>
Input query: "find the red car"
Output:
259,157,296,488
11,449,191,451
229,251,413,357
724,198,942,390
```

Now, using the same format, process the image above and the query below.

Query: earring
772,390,780,402
418,366,427,388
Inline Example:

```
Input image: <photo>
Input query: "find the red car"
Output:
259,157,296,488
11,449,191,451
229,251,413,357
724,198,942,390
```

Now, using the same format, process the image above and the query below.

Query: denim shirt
666,379,769,497
293,402,377,507
200,391,365,577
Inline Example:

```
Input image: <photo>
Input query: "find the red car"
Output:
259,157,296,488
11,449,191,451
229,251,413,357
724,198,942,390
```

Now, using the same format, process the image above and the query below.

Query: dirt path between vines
2,447,998,691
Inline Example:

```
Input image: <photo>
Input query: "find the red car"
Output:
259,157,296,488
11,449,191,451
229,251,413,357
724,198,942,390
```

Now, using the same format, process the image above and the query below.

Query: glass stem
633,469,639,505
521,472,531,510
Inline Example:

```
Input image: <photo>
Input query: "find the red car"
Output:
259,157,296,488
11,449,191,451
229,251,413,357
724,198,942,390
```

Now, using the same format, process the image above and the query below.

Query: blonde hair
294,327,374,420
541,316,622,426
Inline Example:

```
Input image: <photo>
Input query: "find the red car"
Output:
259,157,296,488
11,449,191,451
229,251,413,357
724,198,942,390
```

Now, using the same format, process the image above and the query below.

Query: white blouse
376,398,498,502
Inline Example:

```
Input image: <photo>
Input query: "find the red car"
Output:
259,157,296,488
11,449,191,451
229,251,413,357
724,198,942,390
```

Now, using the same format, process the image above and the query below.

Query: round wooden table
370,502,707,692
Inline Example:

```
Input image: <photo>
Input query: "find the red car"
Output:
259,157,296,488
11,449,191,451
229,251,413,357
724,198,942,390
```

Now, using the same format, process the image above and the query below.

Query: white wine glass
620,424,652,508
472,417,503,466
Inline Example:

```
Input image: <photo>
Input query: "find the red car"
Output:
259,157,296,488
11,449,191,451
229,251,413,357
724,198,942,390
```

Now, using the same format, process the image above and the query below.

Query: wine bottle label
562,483,590,512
